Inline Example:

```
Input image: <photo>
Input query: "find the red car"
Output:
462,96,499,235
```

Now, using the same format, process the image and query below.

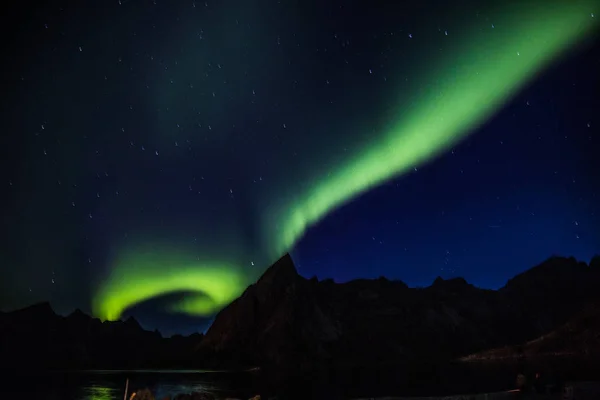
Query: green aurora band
93,1,598,322
93,248,246,321
267,2,599,259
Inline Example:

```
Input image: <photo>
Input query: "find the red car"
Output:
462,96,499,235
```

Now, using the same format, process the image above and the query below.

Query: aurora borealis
267,1,599,259
92,245,246,321
1,0,599,335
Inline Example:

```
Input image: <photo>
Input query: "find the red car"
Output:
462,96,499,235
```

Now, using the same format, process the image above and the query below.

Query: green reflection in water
84,385,118,400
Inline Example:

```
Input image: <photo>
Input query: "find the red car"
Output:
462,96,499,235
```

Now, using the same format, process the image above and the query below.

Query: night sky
1,0,599,336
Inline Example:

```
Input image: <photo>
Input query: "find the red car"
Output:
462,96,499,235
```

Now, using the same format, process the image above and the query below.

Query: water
1,370,258,400
2,357,598,399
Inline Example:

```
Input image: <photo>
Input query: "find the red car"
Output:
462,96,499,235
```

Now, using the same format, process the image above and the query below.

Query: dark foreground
3,356,599,400
0,370,258,400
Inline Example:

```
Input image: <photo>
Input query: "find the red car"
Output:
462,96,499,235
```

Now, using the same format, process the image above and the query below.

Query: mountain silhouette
199,254,600,371
0,302,202,370
1,254,599,374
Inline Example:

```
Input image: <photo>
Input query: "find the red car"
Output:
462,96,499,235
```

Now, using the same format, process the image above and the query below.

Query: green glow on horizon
92,249,245,321
269,2,598,258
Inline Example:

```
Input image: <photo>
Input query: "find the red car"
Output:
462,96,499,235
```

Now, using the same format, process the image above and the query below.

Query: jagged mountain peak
200,254,600,369
124,315,142,329
432,276,469,288
501,255,594,293
68,308,88,318
13,301,56,318
1,302,204,370
256,253,299,287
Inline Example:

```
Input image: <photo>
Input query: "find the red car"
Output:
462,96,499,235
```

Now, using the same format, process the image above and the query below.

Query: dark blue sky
1,0,598,335
294,51,599,288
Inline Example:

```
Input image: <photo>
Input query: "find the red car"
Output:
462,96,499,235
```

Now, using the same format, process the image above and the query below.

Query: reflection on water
85,385,117,400
3,358,599,399
1,370,257,400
